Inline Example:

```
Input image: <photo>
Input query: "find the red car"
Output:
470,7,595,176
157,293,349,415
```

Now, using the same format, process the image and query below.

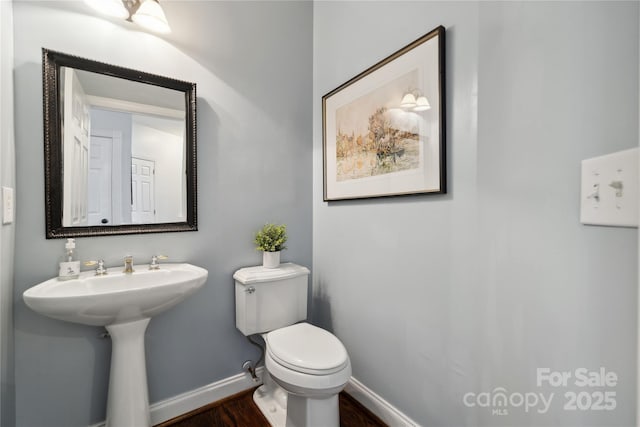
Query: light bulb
413,96,431,112
400,92,417,108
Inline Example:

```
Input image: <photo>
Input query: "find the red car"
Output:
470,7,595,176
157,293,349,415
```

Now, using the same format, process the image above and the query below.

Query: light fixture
413,95,431,112
400,90,431,112
84,0,171,34
400,92,417,109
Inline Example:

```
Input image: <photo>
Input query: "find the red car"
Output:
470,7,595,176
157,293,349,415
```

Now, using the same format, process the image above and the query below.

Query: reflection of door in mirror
89,109,131,226
131,157,156,223
88,134,112,225
62,69,90,227
88,130,124,226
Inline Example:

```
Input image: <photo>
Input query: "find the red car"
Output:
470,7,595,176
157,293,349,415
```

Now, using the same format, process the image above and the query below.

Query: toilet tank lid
233,263,310,285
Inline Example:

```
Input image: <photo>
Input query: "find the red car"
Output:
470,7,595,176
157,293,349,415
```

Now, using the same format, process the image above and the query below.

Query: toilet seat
266,350,351,396
266,323,349,375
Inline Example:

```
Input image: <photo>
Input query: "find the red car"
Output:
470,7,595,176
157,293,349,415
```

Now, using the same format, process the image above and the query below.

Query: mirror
42,48,197,238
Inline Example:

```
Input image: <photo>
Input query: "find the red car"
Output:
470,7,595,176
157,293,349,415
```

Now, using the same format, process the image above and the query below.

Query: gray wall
312,2,638,426
12,1,312,426
1,1,16,425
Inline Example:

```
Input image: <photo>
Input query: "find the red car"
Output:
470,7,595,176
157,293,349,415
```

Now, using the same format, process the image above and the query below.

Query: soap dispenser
58,238,80,281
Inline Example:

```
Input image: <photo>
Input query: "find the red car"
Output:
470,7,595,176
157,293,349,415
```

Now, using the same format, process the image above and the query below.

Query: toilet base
253,371,287,427
286,393,339,427
253,369,341,427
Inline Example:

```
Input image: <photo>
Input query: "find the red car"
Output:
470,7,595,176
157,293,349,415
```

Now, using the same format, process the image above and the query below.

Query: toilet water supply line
243,335,265,381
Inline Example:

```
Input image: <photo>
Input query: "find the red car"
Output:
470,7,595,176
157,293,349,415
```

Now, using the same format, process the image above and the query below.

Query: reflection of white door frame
88,129,122,225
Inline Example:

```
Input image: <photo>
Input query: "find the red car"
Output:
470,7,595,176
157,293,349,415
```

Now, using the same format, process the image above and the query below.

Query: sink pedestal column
105,318,151,427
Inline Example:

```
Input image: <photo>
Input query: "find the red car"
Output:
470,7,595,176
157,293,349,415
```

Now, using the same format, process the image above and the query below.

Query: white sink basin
23,262,208,427
23,263,208,326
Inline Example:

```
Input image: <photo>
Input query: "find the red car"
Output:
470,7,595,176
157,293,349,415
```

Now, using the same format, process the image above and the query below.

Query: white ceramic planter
263,251,281,268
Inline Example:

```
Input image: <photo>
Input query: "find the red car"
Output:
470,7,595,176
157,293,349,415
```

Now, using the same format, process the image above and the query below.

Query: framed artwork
322,26,446,201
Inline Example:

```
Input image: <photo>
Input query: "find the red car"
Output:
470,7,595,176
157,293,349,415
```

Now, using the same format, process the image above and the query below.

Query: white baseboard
89,367,264,427
89,370,417,427
345,377,419,427
150,367,265,425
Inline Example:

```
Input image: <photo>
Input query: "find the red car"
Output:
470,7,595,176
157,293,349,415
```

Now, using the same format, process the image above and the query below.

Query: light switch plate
2,186,14,225
580,148,638,227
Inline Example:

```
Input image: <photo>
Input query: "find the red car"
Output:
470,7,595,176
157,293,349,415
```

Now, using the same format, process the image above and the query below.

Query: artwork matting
322,26,446,201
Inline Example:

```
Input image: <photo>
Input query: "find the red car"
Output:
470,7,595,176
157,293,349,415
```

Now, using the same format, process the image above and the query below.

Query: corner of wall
636,5,640,425
0,0,17,425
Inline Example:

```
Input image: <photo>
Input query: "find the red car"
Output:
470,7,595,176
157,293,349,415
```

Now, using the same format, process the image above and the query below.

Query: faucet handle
150,255,168,270
123,255,134,274
84,259,107,276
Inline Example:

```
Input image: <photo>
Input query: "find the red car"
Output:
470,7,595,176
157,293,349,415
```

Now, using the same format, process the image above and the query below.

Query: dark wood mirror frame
42,48,197,238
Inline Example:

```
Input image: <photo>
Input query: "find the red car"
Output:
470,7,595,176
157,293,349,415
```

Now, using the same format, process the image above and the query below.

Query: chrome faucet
123,255,135,274
149,255,168,270
84,259,108,276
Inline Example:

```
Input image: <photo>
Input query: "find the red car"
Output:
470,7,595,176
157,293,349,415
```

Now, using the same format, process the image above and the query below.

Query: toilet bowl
256,323,351,427
266,322,351,391
234,264,351,427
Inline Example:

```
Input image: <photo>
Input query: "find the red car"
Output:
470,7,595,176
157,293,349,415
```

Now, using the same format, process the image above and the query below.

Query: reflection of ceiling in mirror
133,114,184,138
71,68,185,111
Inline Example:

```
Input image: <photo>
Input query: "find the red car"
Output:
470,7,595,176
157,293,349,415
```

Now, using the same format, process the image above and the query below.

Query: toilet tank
234,263,310,336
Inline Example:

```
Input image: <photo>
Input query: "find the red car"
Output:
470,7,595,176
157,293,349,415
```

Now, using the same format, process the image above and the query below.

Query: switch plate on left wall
2,186,14,224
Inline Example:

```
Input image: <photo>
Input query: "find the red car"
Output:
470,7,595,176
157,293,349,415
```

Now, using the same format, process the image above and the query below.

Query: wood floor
156,388,387,427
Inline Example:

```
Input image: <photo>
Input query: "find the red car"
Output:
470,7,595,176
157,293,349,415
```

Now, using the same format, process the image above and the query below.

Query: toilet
234,263,351,427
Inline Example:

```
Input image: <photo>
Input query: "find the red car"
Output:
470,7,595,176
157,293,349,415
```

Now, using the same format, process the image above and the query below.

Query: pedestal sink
23,263,208,427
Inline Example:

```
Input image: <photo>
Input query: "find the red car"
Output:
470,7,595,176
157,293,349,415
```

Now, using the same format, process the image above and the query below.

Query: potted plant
254,223,287,268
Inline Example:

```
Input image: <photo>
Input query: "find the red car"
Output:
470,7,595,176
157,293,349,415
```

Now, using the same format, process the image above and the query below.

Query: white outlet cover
580,147,638,227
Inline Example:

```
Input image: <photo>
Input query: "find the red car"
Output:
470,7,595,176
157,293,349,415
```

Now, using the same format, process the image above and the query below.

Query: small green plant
254,223,288,252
